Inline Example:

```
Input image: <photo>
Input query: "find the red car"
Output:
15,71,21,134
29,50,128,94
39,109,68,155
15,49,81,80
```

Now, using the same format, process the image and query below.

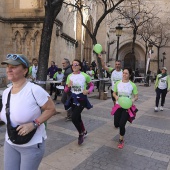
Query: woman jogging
64,59,94,145
112,68,138,149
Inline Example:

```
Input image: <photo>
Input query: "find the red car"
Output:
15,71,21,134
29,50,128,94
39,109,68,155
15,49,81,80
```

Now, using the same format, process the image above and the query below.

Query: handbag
6,90,37,145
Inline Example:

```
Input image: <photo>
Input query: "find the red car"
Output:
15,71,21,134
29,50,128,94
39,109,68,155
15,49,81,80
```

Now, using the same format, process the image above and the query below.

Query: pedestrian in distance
64,59,94,145
86,65,95,80
154,67,170,112
29,58,38,82
0,54,56,170
112,68,138,149
61,58,73,121
47,61,58,96
53,68,64,101
98,54,123,105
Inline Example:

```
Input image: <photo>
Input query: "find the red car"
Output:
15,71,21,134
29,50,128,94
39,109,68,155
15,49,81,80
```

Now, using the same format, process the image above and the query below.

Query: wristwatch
32,121,38,129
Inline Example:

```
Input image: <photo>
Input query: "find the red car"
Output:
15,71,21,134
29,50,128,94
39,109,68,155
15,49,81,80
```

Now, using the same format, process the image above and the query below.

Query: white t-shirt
66,72,91,95
86,70,94,80
32,65,38,79
56,73,64,82
0,82,49,147
114,80,138,104
158,75,168,89
111,70,123,90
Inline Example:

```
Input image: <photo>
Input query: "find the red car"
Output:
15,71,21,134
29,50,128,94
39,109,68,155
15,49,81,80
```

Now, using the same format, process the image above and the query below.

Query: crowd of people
0,53,169,169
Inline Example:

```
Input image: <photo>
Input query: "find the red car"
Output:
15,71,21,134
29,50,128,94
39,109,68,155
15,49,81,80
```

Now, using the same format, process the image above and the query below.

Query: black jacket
62,65,72,85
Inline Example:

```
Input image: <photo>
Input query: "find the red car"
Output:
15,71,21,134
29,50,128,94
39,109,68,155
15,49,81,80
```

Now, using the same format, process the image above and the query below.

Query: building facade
0,0,170,87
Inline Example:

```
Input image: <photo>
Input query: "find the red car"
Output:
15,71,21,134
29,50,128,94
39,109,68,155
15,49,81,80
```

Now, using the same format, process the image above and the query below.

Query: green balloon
93,44,102,54
118,97,132,109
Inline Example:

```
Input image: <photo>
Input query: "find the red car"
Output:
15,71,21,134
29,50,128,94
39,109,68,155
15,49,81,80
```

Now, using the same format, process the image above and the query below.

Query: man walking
61,58,73,121
98,55,123,105
47,61,58,96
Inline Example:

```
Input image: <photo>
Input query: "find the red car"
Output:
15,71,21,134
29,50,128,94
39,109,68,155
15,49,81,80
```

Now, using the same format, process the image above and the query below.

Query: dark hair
32,58,38,63
115,60,121,63
64,58,70,65
58,68,62,72
72,59,83,71
123,67,134,81
22,64,29,78
51,61,55,65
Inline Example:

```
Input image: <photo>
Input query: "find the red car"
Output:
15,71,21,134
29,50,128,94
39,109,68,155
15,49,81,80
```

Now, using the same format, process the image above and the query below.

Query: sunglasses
72,63,79,66
6,54,28,67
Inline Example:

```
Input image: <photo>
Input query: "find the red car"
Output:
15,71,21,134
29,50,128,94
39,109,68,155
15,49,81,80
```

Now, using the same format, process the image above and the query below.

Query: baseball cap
162,67,167,71
1,54,30,68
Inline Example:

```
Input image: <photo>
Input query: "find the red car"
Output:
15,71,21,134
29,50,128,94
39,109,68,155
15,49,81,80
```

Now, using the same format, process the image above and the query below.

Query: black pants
50,83,54,95
155,87,167,107
114,108,129,136
71,100,86,134
61,91,72,117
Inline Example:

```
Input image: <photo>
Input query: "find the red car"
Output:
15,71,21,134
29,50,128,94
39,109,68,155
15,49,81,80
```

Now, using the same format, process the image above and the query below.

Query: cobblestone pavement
0,83,170,170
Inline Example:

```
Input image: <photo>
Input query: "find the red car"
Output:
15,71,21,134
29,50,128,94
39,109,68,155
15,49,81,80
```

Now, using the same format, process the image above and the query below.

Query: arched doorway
124,52,136,70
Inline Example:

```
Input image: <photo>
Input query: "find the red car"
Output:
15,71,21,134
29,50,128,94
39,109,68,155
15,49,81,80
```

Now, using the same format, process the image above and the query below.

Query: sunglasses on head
6,54,28,67
72,63,79,66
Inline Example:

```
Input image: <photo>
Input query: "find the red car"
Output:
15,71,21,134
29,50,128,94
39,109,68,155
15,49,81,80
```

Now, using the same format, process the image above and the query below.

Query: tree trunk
131,29,137,70
92,38,105,99
144,44,148,76
157,47,160,70
36,0,63,89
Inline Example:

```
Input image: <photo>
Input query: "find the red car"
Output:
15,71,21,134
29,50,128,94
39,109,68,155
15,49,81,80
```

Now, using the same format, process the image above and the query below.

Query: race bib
72,85,83,94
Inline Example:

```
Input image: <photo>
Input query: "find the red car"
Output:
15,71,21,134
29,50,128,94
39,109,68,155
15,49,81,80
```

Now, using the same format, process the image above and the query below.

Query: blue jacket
65,93,93,110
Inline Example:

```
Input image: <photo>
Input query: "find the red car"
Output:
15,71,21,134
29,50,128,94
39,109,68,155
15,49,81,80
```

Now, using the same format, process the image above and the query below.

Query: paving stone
134,115,170,130
73,146,168,170
45,129,76,157
50,115,106,133
116,126,170,156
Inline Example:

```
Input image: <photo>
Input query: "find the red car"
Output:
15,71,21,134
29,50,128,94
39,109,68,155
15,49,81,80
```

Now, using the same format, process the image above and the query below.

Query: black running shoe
78,134,84,145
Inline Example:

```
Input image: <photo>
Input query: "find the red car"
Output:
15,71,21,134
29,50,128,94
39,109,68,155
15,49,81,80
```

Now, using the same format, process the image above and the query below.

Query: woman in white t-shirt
113,68,138,149
0,54,56,170
64,59,94,145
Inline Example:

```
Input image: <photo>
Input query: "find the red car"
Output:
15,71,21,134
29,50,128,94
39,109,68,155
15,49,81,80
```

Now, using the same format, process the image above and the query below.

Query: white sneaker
154,107,158,112
160,106,164,111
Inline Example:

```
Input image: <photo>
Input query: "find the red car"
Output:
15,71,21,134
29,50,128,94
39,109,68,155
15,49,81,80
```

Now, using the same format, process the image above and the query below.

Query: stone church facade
0,0,170,86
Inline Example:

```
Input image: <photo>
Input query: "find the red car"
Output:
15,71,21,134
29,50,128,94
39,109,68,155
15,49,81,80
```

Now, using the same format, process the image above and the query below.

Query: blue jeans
4,140,45,170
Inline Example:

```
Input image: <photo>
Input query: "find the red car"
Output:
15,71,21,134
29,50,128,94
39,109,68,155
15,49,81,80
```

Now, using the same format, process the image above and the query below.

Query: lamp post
161,52,166,67
116,24,123,61
145,43,153,86
147,43,153,73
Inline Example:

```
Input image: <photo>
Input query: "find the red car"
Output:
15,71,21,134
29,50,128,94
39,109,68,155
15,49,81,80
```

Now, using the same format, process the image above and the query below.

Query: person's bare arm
132,94,138,104
113,91,119,101
98,54,110,72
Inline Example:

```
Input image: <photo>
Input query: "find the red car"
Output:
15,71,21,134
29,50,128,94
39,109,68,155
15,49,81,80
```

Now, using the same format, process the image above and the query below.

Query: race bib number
161,79,166,83
72,85,83,93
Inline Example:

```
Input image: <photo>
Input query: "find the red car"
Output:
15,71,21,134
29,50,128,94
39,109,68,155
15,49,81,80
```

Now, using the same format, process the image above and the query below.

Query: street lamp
147,43,153,74
145,43,153,86
115,24,123,60
148,43,153,53
161,52,166,67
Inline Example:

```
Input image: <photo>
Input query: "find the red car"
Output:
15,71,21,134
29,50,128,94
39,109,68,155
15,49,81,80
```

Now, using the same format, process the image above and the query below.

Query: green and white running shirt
66,72,91,94
108,67,123,90
114,80,138,99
